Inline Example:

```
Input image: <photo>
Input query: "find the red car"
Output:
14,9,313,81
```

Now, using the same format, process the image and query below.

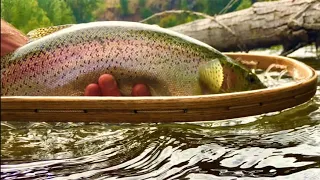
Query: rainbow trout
1,21,265,96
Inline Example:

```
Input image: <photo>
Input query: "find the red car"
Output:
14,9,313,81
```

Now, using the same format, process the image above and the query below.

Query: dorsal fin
27,24,74,42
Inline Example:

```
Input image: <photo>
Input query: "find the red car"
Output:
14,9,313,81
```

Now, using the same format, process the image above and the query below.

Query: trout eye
247,74,256,83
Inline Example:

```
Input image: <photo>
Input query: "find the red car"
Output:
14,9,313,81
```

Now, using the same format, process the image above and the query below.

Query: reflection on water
1,57,320,179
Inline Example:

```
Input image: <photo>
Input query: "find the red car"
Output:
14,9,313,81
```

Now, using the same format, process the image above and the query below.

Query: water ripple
1,115,320,179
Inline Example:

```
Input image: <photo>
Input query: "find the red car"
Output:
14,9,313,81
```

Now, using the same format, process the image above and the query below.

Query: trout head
199,57,266,94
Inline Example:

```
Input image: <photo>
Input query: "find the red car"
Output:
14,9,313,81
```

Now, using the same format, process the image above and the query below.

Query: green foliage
236,0,252,10
139,0,146,7
120,0,129,16
37,0,76,25
191,0,241,15
65,0,104,23
138,0,153,19
159,15,177,28
180,0,188,10
1,0,104,33
193,0,206,13
1,0,52,33
140,8,153,19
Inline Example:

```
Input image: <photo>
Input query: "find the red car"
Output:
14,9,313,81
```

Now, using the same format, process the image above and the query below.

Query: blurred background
1,0,272,34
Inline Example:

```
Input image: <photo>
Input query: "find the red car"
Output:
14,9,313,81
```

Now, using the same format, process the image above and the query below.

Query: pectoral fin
198,59,224,93
27,24,74,42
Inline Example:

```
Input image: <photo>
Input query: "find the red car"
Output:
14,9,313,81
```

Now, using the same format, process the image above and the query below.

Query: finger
84,83,102,96
1,20,28,56
0,36,25,56
98,74,121,96
131,84,151,96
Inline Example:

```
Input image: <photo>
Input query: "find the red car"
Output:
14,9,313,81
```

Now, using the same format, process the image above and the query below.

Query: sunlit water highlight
1,53,319,179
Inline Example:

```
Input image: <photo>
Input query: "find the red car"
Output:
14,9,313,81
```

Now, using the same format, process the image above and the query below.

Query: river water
1,51,319,179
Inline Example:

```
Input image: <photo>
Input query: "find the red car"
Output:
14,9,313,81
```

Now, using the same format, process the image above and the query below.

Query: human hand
84,74,151,96
1,19,28,56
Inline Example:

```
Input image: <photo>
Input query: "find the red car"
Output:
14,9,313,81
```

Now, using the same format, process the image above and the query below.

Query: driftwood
166,0,320,55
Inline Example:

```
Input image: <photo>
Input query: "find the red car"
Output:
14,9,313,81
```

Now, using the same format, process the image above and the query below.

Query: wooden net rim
1,53,318,123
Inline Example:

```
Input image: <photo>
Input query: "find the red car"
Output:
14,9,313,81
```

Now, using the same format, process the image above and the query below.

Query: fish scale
1,21,265,96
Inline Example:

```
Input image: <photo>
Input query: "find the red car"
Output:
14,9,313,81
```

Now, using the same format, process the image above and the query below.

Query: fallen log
167,0,320,55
